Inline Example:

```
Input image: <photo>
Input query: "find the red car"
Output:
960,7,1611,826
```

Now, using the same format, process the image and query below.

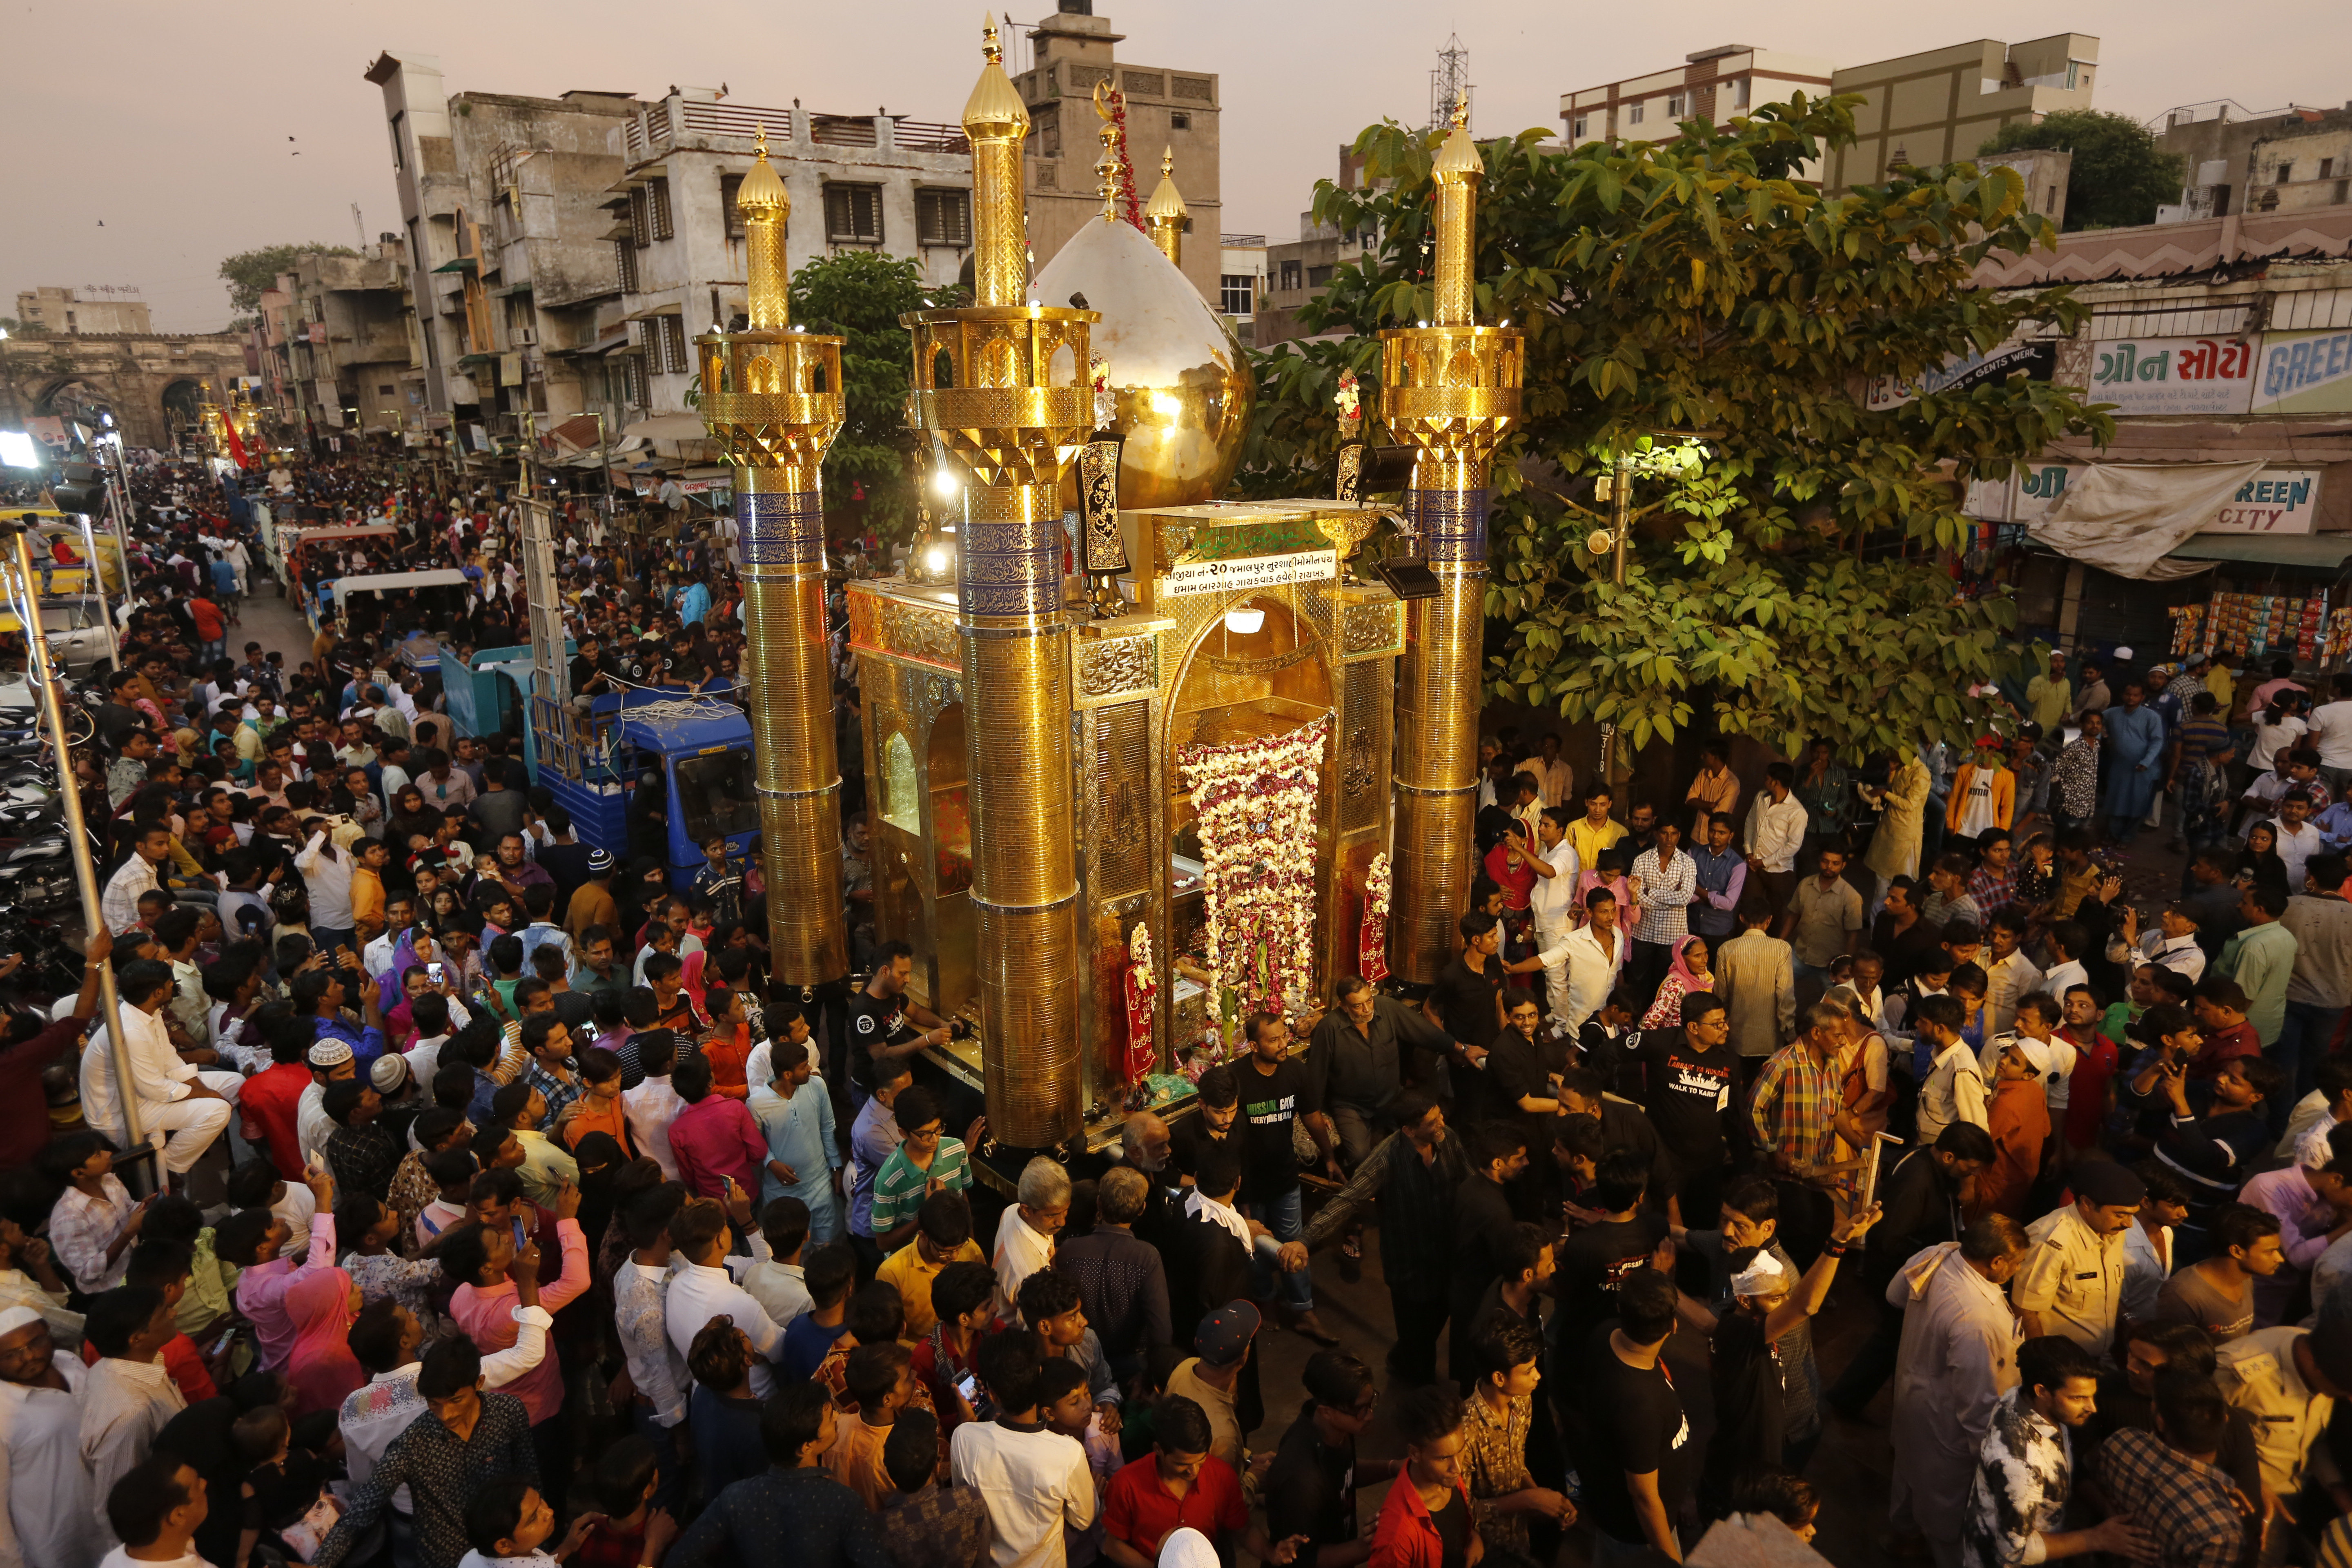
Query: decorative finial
1450,99,1469,131
982,12,1002,67
753,121,767,158
1160,146,1173,178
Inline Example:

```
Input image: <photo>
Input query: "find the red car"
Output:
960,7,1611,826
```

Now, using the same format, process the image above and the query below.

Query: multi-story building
2156,102,2352,222
1557,36,2098,192
603,88,980,420
247,242,412,440
1011,2,1223,307
1218,234,1267,344
1252,147,1379,350
13,286,153,336
1559,46,1834,152
361,52,639,450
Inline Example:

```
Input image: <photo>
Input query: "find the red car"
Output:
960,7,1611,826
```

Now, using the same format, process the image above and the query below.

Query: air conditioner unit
513,327,538,346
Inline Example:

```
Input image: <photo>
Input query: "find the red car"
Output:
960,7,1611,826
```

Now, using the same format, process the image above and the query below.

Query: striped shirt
870,1137,971,1239
1628,848,1697,945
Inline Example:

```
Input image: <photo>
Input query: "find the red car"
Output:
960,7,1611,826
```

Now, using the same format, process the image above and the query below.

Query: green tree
217,244,358,316
788,249,959,543
1249,95,2114,762
1980,109,2186,231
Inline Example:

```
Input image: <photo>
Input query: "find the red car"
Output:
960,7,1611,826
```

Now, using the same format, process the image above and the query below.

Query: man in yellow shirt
876,1189,987,1338
1567,785,1628,875
2026,651,2074,733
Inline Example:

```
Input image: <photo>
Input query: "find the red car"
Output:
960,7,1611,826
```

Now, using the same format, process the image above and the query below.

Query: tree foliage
217,244,359,315
788,249,962,543
1241,94,2114,762
1980,109,2187,232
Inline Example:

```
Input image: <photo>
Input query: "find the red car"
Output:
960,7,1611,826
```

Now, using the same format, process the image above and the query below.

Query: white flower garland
1178,715,1330,1019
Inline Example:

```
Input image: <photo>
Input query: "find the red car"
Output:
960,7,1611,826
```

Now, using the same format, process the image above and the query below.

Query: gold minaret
1143,147,1186,267
902,17,1099,1149
697,127,851,985
1381,104,1522,981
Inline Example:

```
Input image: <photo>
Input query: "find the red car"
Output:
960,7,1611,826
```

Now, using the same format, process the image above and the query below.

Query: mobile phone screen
428,962,444,985
956,1373,979,1403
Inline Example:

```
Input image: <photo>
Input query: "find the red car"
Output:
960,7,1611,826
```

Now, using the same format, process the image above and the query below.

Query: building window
1040,107,1060,157
1734,77,1752,107
614,238,639,294
629,185,652,247
1667,93,1686,116
388,111,405,173
2323,158,2337,180
648,314,688,376
2279,161,2295,184
1306,264,1334,289
1279,260,1302,292
824,183,884,245
1571,115,1588,139
1628,102,1645,125
917,188,972,247
721,174,746,238
649,176,674,240
1169,112,1191,131
1219,275,1254,316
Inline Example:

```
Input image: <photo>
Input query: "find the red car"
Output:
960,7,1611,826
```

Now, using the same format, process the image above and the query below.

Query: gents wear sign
1865,339,2056,411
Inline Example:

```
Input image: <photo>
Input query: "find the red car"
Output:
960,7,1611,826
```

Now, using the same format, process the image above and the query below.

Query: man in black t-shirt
567,634,615,713
1427,911,1507,1119
1263,1350,1399,1554
1628,991,1740,1228
1580,1270,1696,1560
1489,997,1566,1217
1555,1147,1671,1361
1238,1011,1334,1344
847,938,951,1101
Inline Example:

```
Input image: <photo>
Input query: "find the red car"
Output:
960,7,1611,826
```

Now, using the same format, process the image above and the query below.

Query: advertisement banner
2252,327,2352,413
2082,336,2256,415
1993,461,2323,534
1865,338,2056,411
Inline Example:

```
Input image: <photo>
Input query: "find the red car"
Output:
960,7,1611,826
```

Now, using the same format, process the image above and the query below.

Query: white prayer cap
1731,1252,1788,1296
0,1306,45,1340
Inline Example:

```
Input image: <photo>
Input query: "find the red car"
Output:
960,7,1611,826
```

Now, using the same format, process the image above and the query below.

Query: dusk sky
9,0,2350,332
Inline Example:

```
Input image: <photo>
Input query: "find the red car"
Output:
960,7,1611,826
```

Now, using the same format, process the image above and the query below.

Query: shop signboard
1865,338,2056,411
2252,327,2352,413
1983,461,2322,534
2080,336,2256,415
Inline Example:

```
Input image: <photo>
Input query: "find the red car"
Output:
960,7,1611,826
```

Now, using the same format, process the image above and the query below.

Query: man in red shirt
1101,1395,1255,1568
188,592,227,665
2190,976,2263,1087
0,932,110,1169
238,1011,318,1180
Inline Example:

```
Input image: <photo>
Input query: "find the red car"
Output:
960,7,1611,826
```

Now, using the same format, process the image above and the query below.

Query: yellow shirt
1566,817,1627,873
875,1235,986,1339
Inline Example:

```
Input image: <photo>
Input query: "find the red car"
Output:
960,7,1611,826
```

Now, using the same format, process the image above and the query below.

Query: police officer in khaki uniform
2215,1302,2352,1518
2011,1161,2141,1358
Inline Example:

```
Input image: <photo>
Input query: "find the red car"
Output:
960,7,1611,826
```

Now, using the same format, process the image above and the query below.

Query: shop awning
617,412,712,444
2166,535,2352,570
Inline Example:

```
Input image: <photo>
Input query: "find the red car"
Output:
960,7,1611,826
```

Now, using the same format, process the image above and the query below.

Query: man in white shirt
79,1289,185,1547
663,1194,788,1397
623,1035,688,1182
101,826,170,935
2271,794,2325,893
78,960,237,1179
1524,808,1580,1030
1743,764,1810,918
1557,885,1628,1032
296,830,356,949
2305,671,2352,792
951,1330,1096,1568
0,1305,108,1568
993,1159,1070,1324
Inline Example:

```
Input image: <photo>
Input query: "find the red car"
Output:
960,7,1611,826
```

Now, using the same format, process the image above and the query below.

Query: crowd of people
4,448,2352,1568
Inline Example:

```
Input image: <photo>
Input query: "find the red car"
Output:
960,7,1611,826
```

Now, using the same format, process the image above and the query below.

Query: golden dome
1144,147,1187,223
1035,214,1252,510
962,15,1031,140
737,126,789,218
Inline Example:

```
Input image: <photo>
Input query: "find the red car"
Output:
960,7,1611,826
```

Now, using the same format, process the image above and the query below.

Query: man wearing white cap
298,1039,358,1163
0,1303,106,1568
77,959,240,1186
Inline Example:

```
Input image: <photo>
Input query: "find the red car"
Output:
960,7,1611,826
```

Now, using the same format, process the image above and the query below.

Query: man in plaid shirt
1966,829,2019,914
1750,1001,1863,1185
1629,821,1698,999
2094,1372,2247,1568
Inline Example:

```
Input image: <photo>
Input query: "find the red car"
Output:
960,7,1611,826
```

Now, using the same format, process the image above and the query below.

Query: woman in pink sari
283,1267,366,1419
1640,934,1715,1030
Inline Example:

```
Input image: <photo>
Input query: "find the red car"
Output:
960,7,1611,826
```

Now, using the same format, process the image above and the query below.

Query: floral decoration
1123,922,1158,1087
1359,851,1392,984
1177,715,1330,1020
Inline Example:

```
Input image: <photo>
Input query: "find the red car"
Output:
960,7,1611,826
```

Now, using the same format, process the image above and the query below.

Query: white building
1218,234,1267,342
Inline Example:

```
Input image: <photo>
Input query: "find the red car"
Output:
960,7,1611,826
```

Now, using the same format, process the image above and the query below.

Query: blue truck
531,684,759,890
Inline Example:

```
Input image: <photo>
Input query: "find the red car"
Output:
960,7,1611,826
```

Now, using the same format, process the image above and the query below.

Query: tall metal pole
0,522,141,1163
1597,452,1630,786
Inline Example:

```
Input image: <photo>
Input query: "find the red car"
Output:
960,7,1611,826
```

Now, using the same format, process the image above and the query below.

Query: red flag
218,411,251,470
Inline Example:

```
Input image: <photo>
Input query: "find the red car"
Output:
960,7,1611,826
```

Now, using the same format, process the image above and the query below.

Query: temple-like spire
962,13,1031,306
1430,100,1482,328
738,125,793,330
1143,146,1186,266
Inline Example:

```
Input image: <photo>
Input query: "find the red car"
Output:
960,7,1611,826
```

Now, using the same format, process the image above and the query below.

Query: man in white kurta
1886,1224,2027,1567
76,971,238,1177
0,1307,107,1568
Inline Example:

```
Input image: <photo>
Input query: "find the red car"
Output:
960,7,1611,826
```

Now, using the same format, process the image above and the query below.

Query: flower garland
1104,88,1144,231
1123,922,1159,1087
1358,852,1392,984
1178,715,1330,1020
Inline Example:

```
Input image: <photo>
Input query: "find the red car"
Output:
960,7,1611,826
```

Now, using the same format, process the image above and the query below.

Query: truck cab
533,685,757,889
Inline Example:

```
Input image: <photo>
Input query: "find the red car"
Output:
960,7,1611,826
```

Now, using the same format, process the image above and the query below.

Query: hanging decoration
1178,715,1330,1021
1358,851,1392,985
1122,922,1159,1087
1091,81,1145,231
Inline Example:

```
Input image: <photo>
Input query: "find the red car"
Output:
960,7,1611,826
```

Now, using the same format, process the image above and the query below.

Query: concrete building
12,287,153,336
2156,102,2352,222
0,331,245,450
604,88,980,421
251,242,413,440
1251,147,1377,350
1012,3,1223,307
1825,36,2098,191
1555,36,2098,193
1559,45,1833,150
361,52,639,453
1219,234,1267,344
